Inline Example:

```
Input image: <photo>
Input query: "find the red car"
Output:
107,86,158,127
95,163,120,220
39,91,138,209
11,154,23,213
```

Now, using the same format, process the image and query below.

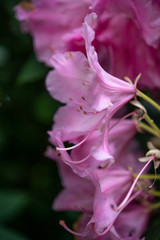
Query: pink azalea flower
46,48,136,169
46,143,152,240
45,146,95,213
14,0,91,65
88,162,152,238
53,160,151,239
48,118,137,178
112,202,149,240
15,0,160,90
92,0,160,47
89,1,160,90
76,205,148,240
55,160,94,213
14,1,159,239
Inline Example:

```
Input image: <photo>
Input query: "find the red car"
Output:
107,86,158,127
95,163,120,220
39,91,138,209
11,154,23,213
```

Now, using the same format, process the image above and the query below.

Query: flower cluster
15,1,160,239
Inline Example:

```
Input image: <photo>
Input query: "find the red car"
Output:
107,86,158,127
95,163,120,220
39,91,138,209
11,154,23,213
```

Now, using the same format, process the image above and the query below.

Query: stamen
56,113,106,151
148,167,157,189
116,155,155,211
59,220,82,237
56,135,90,151
96,191,141,236
81,96,85,101
109,111,136,131
59,153,91,164
98,162,109,169
79,104,98,115
79,105,83,110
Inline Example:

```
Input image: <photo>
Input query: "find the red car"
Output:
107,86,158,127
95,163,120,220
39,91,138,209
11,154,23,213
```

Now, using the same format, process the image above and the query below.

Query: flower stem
134,174,160,180
137,90,160,111
139,122,160,138
149,202,160,210
150,190,160,197
144,114,160,137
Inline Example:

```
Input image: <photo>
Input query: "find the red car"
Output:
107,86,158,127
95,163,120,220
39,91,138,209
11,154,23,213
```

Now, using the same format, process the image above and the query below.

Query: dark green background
0,1,78,239
0,1,159,239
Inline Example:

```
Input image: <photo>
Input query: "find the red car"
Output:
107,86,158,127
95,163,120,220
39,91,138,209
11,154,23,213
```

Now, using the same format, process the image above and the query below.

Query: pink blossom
15,0,160,90
14,0,159,239
46,143,151,239
46,48,136,169
45,146,95,213
76,205,149,240
14,0,91,65
51,158,151,239
48,118,137,178
54,160,94,213
89,1,160,90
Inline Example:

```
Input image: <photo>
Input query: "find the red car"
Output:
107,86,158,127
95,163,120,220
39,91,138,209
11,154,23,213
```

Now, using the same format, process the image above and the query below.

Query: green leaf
16,56,47,85
0,225,30,240
0,190,30,222
33,92,59,124
0,45,10,67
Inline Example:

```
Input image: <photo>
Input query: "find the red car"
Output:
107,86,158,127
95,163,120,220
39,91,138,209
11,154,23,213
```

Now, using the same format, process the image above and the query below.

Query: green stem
145,114,160,137
137,90,160,111
139,122,160,138
134,174,160,180
149,202,160,210
150,190,160,197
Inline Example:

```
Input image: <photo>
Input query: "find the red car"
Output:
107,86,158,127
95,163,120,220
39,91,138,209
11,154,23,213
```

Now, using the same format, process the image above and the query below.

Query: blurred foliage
0,1,75,239
145,215,160,240
0,1,160,240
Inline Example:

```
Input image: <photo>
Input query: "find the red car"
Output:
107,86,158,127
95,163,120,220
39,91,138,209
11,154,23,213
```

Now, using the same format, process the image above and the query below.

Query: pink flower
52,160,151,239
45,146,95,213
48,118,137,178
15,0,160,90
76,204,149,240
46,142,152,239
14,0,91,65
89,1,160,91
88,162,151,238
46,47,136,169
14,1,159,239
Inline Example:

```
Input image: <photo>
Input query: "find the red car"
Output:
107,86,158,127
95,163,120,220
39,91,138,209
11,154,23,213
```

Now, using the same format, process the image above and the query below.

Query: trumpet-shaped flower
50,151,151,239
48,118,137,178
46,137,152,239
90,1,160,90
76,204,149,240
15,0,160,90
46,47,136,169
14,0,160,239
